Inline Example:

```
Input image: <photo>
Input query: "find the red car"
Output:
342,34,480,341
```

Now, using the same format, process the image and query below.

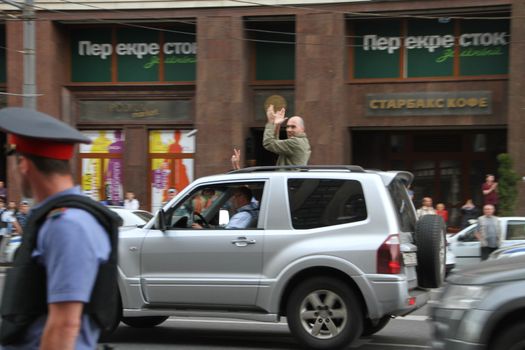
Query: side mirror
219,209,230,227
156,209,167,231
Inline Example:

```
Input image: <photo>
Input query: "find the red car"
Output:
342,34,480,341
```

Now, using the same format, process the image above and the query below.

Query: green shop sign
71,27,196,83
353,19,509,79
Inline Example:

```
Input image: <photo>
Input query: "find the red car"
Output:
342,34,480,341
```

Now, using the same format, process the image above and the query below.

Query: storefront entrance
352,129,507,228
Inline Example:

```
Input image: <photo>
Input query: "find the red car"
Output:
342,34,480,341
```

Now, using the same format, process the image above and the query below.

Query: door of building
352,129,506,228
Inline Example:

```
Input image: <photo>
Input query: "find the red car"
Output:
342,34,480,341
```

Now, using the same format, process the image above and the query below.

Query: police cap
0,107,91,160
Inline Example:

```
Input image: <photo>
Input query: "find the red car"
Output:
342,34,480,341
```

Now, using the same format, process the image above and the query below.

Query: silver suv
115,166,445,349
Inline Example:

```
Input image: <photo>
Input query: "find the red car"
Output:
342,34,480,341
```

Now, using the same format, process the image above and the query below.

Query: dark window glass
390,135,405,153
507,221,525,241
287,179,367,229
413,134,462,152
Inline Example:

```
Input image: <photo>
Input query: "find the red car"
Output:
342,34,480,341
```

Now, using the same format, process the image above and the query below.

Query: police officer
0,108,120,350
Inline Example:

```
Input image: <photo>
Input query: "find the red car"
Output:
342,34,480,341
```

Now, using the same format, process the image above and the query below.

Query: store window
149,130,195,212
70,23,196,83
246,17,295,81
79,130,124,203
350,17,509,80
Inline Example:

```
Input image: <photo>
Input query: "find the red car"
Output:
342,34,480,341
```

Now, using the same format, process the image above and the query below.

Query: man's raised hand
273,107,287,125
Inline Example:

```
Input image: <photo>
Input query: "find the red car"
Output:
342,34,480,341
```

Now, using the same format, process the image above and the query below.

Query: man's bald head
286,116,305,138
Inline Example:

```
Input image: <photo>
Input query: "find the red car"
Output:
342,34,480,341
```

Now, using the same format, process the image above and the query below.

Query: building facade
0,0,522,226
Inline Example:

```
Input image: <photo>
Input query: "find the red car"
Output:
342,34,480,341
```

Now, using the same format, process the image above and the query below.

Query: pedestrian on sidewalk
475,204,501,260
123,191,140,210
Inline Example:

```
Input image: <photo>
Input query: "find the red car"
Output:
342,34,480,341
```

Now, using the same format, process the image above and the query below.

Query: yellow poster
81,158,101,200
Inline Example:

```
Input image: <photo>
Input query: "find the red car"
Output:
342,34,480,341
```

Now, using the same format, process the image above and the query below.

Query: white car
3,207,153,263
445,239,456,275
448,217,525,269
107,207,153,229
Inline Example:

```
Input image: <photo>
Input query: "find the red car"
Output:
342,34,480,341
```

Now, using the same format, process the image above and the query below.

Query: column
195,15,249,177
295,12,348,165
508,0,525,214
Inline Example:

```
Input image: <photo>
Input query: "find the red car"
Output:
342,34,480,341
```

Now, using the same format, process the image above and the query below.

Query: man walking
0,108,120,349
263,105,311,166
475,204,501,260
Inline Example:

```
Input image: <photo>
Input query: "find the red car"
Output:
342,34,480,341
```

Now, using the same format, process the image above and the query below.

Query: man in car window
192,187,258,229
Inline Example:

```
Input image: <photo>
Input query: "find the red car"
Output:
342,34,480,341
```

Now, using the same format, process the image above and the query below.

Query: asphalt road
0,267,436,349
100,310,433,350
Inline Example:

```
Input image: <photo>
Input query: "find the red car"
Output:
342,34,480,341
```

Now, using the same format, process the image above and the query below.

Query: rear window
287,179,367,229
388,178,416,232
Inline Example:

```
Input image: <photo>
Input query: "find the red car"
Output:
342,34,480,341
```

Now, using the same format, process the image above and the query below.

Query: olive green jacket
263,122,311,166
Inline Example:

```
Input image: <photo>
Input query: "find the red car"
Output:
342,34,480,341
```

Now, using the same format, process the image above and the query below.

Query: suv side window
165,182,265,229
287,179,367,229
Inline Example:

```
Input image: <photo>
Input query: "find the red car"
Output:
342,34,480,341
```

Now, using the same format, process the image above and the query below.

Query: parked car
445,240,456,275
115,165,446,349
3,207,153,263
431,254,525,350
448,217,525,269
107,207,153,229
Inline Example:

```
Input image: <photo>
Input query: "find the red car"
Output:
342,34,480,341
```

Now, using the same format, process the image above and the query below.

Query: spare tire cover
414,214,446,288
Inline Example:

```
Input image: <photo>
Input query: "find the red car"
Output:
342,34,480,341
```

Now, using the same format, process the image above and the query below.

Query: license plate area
403,252,418,266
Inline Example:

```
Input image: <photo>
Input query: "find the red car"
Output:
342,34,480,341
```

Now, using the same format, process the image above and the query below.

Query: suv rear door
386,173,419,286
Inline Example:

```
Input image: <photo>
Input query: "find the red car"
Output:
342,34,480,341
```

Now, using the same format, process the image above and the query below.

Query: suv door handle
231,237,256,247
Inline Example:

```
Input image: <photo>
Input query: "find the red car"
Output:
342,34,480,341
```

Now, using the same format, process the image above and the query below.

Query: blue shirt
226,202,259,229
2,186,111,350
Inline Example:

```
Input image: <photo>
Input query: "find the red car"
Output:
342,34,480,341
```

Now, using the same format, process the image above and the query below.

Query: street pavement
0,266,436,349
100,311,432,349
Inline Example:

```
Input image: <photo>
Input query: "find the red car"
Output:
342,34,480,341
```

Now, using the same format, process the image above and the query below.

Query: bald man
263,105,311,166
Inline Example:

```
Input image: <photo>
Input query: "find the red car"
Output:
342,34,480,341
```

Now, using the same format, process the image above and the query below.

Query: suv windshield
388,178,416,232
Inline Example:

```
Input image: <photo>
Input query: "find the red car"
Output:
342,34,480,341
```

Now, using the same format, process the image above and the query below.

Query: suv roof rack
229,165,365,174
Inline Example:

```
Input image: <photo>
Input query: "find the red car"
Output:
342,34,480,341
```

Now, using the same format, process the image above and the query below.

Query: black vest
0,194,121,345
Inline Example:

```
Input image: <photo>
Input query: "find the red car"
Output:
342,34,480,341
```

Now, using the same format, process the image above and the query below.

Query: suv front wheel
286,277,363,350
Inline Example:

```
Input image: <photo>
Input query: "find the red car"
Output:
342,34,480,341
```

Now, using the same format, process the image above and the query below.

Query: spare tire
415,215,446,288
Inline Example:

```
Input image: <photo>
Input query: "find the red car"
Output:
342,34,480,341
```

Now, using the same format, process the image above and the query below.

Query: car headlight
440,285,487,310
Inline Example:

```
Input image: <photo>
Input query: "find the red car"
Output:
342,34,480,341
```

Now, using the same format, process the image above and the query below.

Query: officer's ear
16,155,30,175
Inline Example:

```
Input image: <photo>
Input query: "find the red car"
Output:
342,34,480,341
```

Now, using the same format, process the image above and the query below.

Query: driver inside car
192,186,259,229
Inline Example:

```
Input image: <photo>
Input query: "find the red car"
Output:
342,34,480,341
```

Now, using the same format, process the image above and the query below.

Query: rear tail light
377,234,401,274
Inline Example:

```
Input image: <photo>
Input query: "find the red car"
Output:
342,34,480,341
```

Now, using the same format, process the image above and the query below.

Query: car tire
490,322,525,350
121,316,169,328
286,277,363,350
361,315,391,336
415,215,446,288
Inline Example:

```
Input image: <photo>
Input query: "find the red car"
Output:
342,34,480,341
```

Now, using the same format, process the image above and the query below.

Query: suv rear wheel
415,215,446,288
362,315,391,336
286,277,363,350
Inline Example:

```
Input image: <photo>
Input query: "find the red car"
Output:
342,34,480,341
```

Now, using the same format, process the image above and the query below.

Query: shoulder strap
16,195,121,265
